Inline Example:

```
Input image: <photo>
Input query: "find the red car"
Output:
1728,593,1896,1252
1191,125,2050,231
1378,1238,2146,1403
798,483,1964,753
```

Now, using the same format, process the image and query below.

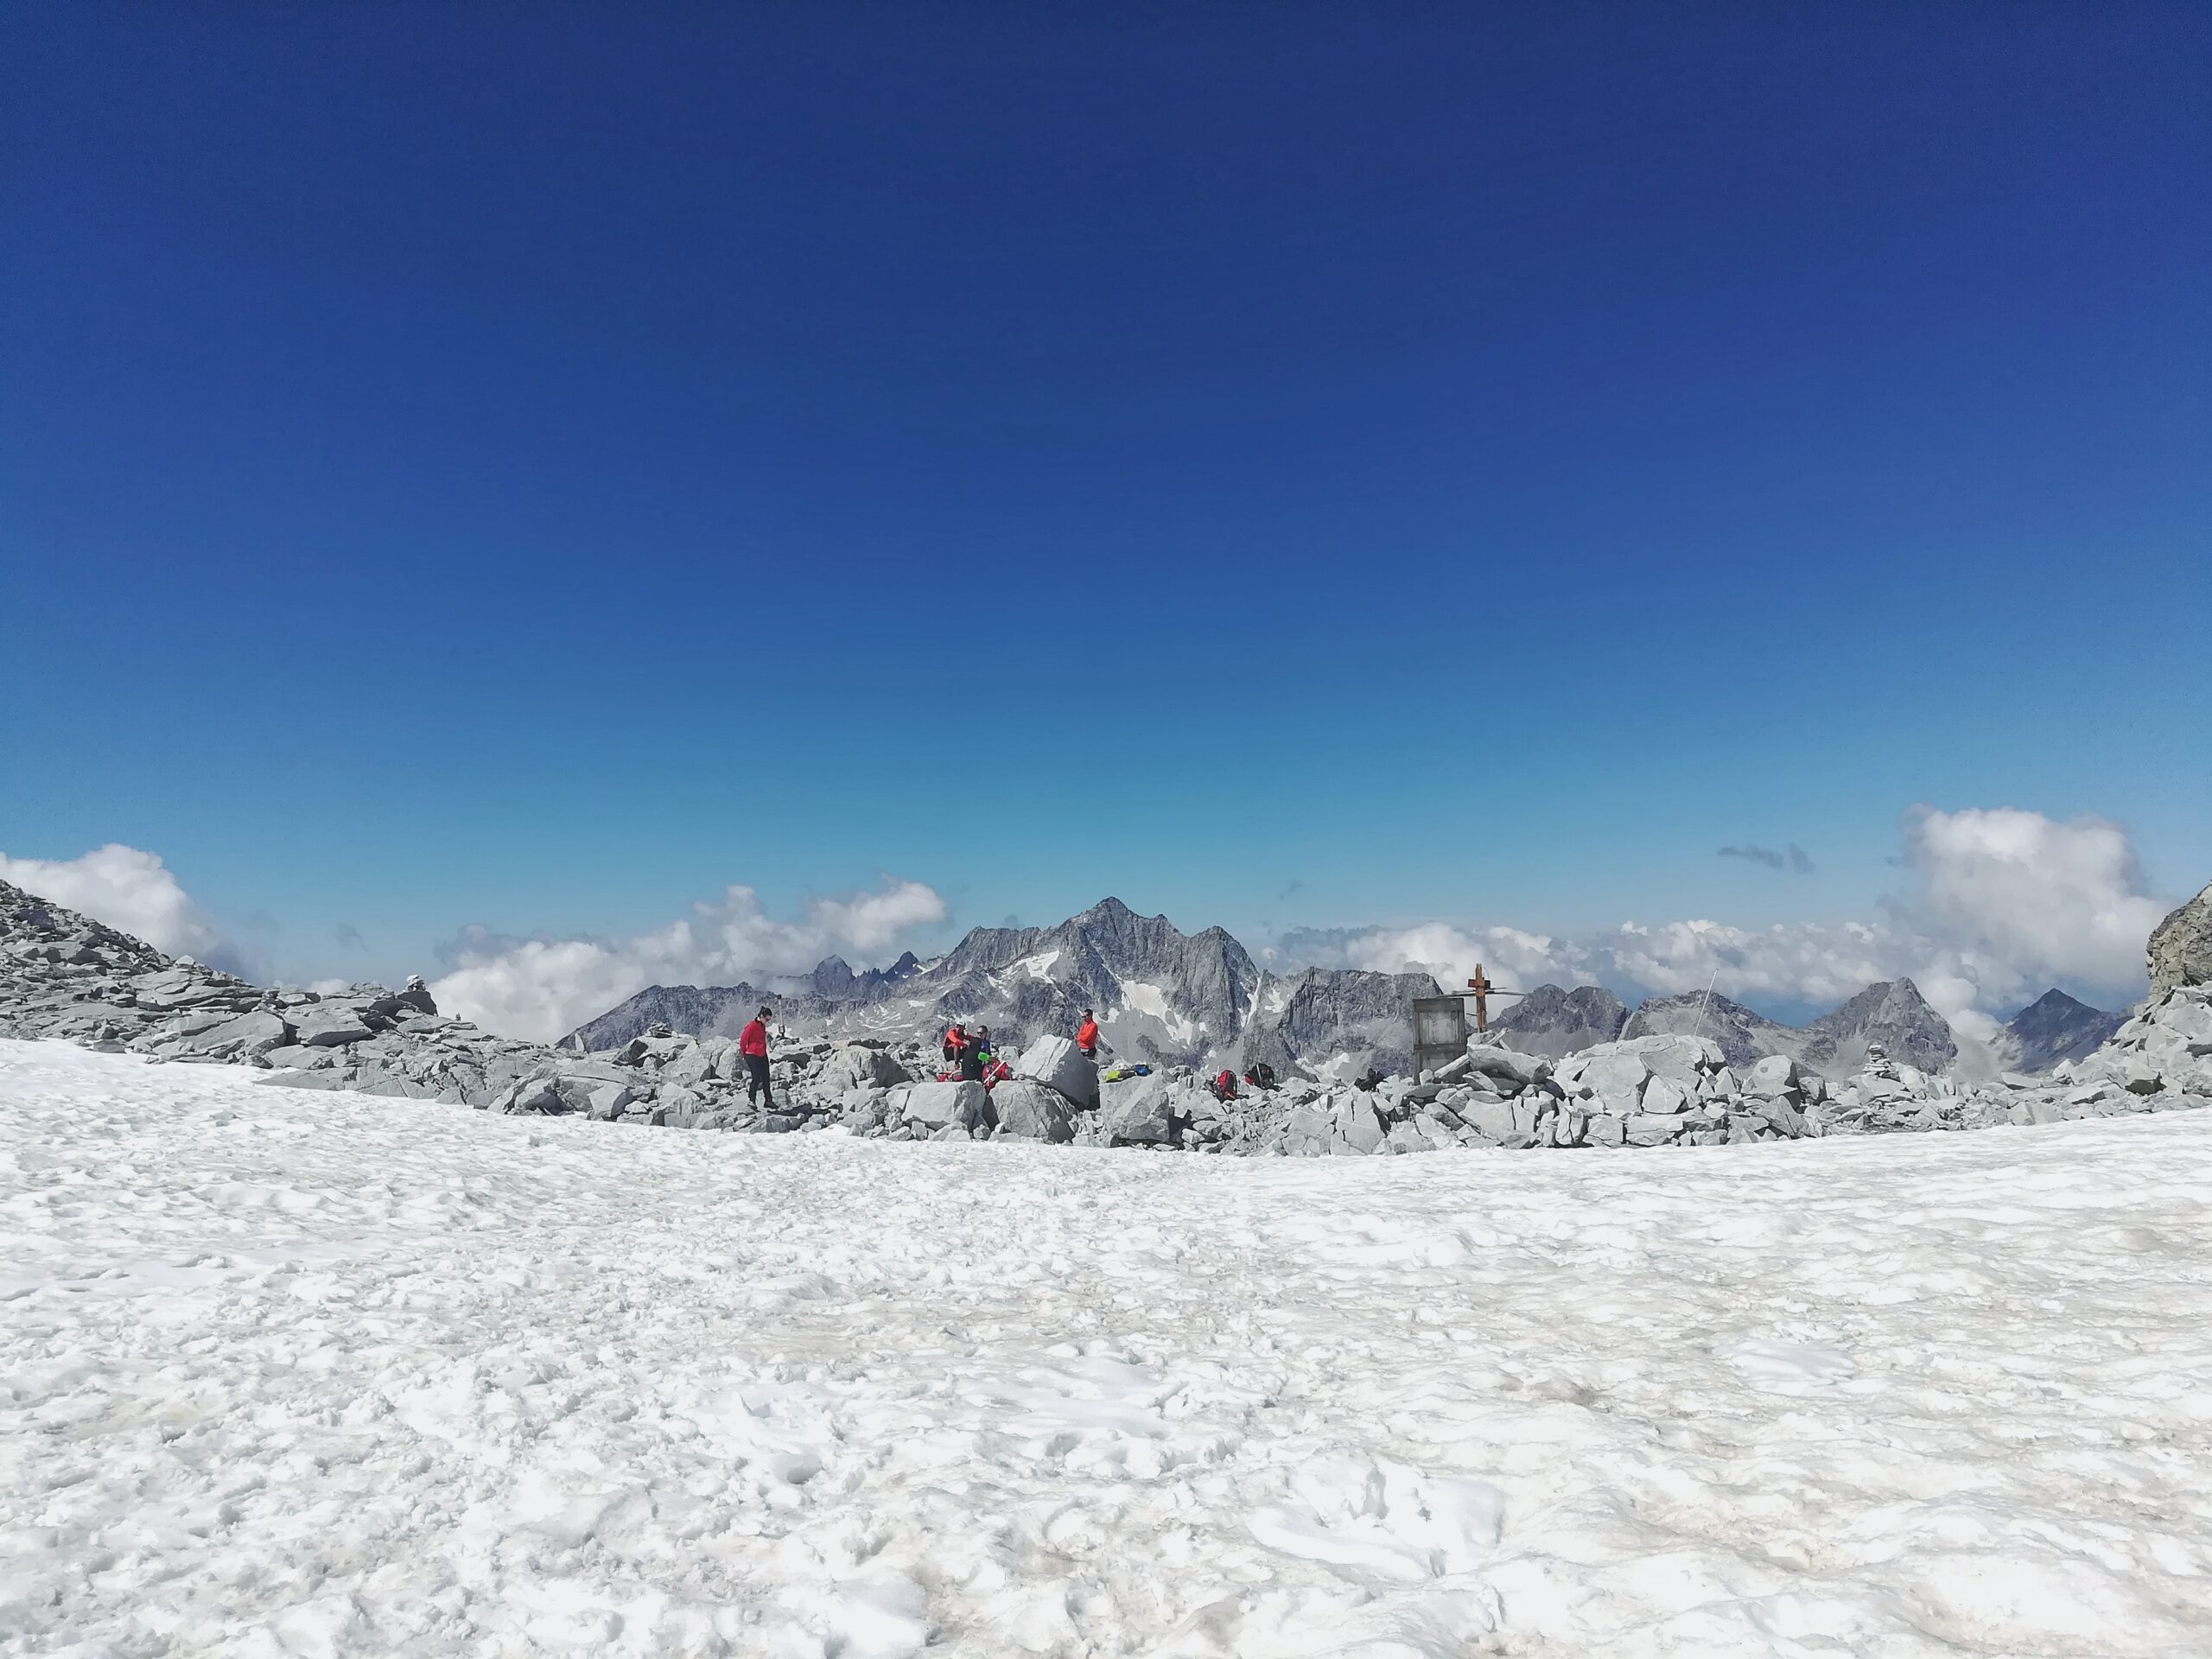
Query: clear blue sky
4,3,2208,982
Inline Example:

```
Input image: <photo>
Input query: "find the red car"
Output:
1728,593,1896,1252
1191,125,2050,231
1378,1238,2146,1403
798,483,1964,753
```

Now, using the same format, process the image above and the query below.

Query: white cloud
1272,806,2175,1032
1280,922,1596,995
1903,806,2167,995
429,878,949,1042
0,844,233,965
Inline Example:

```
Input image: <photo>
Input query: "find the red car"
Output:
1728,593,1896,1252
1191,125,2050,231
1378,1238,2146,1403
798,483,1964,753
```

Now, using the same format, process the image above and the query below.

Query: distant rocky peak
1800,977,1956,1075
1491,983,1629,1059
808,956,856,995
2002,988,2126,1073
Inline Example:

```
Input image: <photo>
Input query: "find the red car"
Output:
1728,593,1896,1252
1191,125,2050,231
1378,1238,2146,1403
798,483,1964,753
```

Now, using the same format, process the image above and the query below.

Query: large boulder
1099,1076,1178,1145
1014,1034,1100,1109
992,1079,1074,1143
165,1009,291,1061
656,1038,732,1089
1612,1033,1723,1088
1333,1096,1387,1154
2149,882,2212,1001
1457,1098,1518,1141
900,1080,988,1132
289,1004,376,1047
1576,1051,1651,1116
1744,1054,1802,1097
821,1043,913,1092
1462,1044,1546,1090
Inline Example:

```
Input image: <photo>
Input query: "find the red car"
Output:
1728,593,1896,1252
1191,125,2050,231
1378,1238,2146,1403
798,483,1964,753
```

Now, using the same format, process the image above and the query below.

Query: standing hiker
740,1004,775,1107
1075,1008,1101,1060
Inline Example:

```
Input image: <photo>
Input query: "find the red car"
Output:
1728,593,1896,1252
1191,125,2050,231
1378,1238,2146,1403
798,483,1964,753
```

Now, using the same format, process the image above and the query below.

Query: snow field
3,1039,2210,1657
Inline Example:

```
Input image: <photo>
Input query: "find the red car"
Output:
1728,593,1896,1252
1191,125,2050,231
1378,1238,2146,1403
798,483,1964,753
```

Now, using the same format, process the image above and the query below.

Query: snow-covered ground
5,1040,2211,1658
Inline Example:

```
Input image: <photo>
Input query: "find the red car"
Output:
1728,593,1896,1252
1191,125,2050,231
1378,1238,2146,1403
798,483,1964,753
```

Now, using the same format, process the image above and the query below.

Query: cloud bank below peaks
429,878,948,1042
1272,808,2174,1040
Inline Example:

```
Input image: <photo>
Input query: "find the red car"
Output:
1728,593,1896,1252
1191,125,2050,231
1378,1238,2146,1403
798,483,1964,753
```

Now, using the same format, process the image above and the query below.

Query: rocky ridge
7,873,2209,1158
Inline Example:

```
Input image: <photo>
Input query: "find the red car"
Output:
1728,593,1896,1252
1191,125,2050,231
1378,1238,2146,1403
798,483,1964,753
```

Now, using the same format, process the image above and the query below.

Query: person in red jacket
1211,1069,1238,1103
1075,1010,1100,1059
942,1022,967,1068
739,1004,775,1107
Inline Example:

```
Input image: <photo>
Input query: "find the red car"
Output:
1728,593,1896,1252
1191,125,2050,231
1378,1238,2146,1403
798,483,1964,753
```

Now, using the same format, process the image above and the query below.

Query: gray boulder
821,1042,913,1092
1462,1044,1546,1090
1458,1098,1517,1141
1577,1051,1650,1115
901,1080,988,1132
289,1004,376,1047
992,1079,1075,1143
1014,1034,1100,1109
168,1009,291,1061
1100,1077,1178,1145
1745,1053,1802,1096
1334,1097,1387,1154
1613,1033,1722,1088
586,1082,635,1120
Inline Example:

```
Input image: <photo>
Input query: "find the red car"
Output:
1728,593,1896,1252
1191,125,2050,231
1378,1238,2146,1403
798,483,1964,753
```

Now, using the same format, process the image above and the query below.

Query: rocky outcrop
2148,882,2212,1002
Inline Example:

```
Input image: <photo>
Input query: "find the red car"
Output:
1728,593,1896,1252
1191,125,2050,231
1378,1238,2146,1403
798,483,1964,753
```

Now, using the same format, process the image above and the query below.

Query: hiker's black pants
744,1052,772,1105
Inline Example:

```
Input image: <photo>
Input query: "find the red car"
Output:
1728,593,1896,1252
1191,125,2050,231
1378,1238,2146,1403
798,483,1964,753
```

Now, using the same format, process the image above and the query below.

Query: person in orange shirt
1075,1009,1100,1059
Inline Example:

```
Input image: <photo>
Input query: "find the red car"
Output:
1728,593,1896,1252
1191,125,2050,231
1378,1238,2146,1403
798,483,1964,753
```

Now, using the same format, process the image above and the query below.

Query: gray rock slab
289,1005,376,1047
902,1080,988,1131
1014,1034,1100,1109
993,1079,1075,1143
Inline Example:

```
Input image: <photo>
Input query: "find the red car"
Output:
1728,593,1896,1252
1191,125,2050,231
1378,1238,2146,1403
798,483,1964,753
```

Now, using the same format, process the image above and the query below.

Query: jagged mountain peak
1799,977,1955,1075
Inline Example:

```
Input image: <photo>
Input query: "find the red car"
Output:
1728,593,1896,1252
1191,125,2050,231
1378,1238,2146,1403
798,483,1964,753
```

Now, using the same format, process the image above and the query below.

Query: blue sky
3,3,2207,1011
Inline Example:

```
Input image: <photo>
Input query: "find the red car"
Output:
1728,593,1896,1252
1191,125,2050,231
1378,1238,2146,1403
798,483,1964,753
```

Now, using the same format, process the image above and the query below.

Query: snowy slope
5,1039,2211,1658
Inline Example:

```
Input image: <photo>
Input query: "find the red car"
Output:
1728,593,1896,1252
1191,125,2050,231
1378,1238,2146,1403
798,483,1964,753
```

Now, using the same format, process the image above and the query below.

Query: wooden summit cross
1465,964,1522,1033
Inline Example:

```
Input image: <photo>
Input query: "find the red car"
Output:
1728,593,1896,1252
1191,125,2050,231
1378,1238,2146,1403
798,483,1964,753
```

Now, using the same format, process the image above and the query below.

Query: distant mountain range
569,898,1429,1078
1493,975,2124,1078
568,897,2126,1080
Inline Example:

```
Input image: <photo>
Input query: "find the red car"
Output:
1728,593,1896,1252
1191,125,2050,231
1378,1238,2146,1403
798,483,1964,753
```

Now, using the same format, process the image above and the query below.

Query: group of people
938,1020,1007,1083
731,1001,1274,1115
